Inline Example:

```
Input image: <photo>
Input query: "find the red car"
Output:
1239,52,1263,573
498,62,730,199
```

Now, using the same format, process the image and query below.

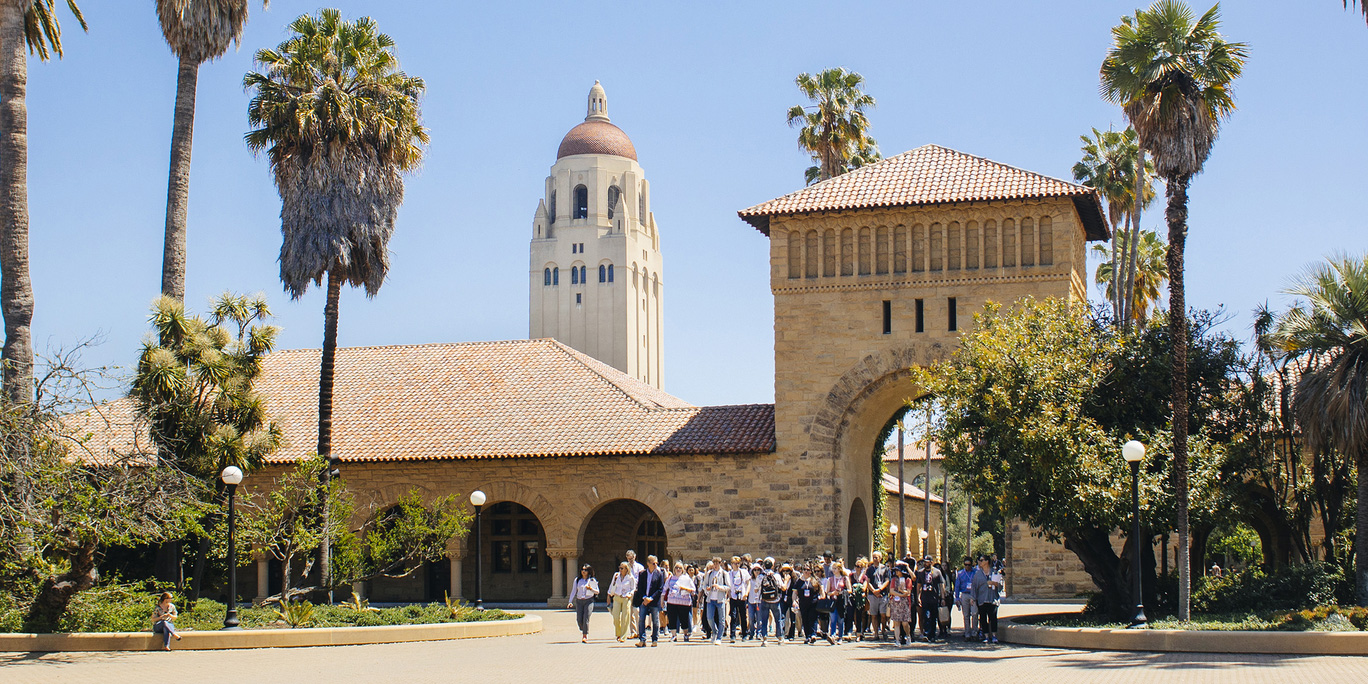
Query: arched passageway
461,501,552,602
581,499,669,593
848,498,871,561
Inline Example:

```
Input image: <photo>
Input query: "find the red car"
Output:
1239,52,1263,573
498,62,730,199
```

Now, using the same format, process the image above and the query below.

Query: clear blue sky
25,1,1368,406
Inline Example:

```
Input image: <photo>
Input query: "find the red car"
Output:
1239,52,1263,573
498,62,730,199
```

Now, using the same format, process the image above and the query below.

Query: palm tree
787,67,879,185
1100,0,1247,620
1091,229,1168,328
0,0,85,404
1072,126,1156,327
244,8,426,598
155,0,267,302
1347,1,1368,24
1273,254,1368,605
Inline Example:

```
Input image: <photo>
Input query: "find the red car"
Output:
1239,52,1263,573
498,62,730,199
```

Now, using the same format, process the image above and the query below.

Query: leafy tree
1092,229,1168,329
131,293,282,598
239,454,351,602
333,489,470,585
786,67,879,185
244,8,427,595
0,0,86,403
1271,253,1368,605
1100,0,1248,619
154,0,269,301
0,343,206,632
1072,126,1158,328
920,298,1232,619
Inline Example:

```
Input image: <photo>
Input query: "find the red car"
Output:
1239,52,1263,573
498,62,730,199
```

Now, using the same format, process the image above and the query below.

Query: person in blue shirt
954,556,978,641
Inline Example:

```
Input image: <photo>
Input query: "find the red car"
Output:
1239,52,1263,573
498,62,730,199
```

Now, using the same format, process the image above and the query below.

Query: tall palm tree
1274,254,1368,606
1348,1,1368,24
155,0,267,302
1091,229,1168,328
1072,126,1156,327
1101,0,1247,620
244,8,426,598
786,67,879,185
0,0,85,404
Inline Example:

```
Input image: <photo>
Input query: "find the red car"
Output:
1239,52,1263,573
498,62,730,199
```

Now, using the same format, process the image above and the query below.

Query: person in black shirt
913,556,943,642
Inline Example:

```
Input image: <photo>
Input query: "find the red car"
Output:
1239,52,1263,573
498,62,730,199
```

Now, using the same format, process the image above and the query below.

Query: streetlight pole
220,466,244,630
470,490,486,611
1122,441,1147,628
896,422,906,560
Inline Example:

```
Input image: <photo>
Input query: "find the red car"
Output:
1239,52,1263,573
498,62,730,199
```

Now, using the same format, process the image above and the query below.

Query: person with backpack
755,557,786,646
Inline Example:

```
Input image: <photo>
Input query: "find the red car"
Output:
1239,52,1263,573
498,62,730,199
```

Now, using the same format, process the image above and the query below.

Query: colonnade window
488,502,546,574
636,516,667,560
779,215,1056,282
573,185,589,219
544,267,559,286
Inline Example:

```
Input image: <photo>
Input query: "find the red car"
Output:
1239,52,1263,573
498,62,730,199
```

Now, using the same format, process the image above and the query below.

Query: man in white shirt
726,556,750,643
703,557,729,645
625,550,645,637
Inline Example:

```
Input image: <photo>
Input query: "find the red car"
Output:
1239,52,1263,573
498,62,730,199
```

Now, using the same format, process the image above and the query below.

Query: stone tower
530,82,664,388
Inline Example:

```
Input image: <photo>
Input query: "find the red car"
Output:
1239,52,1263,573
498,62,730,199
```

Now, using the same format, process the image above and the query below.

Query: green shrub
57,585,158,633
1192,562,1350,614
1277,605,1368,631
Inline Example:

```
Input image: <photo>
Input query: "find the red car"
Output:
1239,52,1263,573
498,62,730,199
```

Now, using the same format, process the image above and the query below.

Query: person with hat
745,561,765,641
887,559,915,646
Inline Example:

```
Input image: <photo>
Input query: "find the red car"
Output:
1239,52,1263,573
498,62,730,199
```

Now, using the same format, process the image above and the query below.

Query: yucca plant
275,599,315,628
443,592,472,620
340,594,377,612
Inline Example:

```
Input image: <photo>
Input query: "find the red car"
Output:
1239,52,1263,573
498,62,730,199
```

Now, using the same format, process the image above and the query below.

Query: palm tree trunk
1110,224,1122,323
1357,452,1368,606
317,270,341,600
0,1,33,405
1165,172,1191,621
160,55,199,301
1122,150,1146,330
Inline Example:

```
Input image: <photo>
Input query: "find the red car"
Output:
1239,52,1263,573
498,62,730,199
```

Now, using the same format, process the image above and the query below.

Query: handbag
938,605,952,622
814,598,835,613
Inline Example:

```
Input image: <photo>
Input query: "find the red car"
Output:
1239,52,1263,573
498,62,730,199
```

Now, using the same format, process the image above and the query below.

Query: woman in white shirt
664,561,696,642
607,561,636,642
569,564,600,643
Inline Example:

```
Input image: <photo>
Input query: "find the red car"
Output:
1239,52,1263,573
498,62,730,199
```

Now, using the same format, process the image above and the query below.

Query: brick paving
3,604,1365,684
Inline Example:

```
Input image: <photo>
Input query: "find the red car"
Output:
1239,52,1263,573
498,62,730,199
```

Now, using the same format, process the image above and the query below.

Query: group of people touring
569,548,1005,647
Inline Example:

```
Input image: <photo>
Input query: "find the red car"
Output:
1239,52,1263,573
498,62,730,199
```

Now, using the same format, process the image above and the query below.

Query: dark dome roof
557,120,637,161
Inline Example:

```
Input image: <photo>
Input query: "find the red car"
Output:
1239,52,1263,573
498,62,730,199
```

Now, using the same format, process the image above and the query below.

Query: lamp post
1121,440,1147,628
919,529,930,558
889,524,898,556
470,490,487,611
220,466,244,630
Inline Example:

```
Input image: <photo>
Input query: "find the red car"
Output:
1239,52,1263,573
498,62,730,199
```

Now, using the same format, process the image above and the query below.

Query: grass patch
0,584,522,633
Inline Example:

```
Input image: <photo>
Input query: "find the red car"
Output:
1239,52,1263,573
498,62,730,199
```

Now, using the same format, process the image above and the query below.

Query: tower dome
556,81,637,161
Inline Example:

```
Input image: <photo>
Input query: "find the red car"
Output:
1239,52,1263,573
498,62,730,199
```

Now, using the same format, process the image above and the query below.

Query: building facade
529,82,664,388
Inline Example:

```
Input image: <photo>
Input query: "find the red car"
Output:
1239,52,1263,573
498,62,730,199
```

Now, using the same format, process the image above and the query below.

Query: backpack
760,572,779,602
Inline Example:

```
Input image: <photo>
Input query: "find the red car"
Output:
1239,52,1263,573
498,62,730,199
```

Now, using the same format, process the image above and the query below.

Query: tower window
573,185,588,219
638,183,646,224
571,267,579,285
599,264,606,283
572,244,577,254
553,267,559,286
607,185,621,219
607,264,614,283
549,191,556,224
915,298,924,333
882,300,891,335
576,293,582,304
543,268,551,286
948,297,958,332
580,265,587,284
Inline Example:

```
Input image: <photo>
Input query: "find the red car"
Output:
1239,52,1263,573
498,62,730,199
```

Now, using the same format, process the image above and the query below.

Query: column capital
547,548,578,560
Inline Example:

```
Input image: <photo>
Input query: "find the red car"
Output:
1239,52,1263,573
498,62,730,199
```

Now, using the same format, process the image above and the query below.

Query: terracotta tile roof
882,442,942,462
73,339,774,465
738,144,1108,241
557,120,637,161
882,473,944,505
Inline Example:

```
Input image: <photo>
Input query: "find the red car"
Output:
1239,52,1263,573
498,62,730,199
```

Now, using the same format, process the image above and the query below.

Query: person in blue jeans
824,560,850,642
633,555,666,647
745,562,764,641
756,557,788,646
151,592,181,650
702,557,729,645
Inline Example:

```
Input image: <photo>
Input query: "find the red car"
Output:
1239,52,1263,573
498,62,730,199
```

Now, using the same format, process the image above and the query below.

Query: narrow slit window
882,300,892,335
915,299,924,333
948,297,958,332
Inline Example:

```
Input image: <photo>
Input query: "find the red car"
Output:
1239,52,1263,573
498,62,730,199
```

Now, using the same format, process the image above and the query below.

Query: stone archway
848,498,871,561
579,499,670,596
805,344,946,557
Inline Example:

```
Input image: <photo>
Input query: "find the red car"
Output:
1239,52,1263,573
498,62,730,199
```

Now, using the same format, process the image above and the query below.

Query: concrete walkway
4,603,1364,684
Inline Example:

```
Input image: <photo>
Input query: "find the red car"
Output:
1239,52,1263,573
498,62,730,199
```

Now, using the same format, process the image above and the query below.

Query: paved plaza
4,604,1366,683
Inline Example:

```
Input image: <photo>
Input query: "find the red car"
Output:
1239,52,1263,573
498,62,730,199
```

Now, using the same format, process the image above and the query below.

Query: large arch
805,344,946,557
579,499,670,595
569,478,688,553
847,498,871,562
460,500,553,602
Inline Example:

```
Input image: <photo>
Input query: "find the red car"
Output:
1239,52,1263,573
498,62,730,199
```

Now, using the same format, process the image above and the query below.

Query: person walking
625,550,645,638
778,563,797,641
745,561,764,642
864,551,890,641
824,560,850,643
634,555,666,647
687,563,703,639
795,565,824,644
971,555,1001,643
569,564,600,643
726,556,749,643
607,561,636,642
755,557,786,646
887,560,914,647
664,561,695,642
914,557,943,642
151,592,181,651
703,557,728,645
954,557,977,640
850,557,869,640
